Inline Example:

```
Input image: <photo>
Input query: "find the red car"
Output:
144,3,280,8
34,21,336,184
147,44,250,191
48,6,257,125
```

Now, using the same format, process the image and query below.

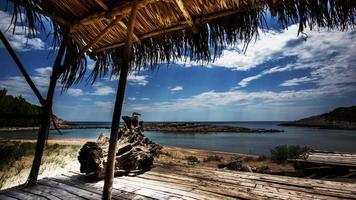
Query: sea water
1,122,355,155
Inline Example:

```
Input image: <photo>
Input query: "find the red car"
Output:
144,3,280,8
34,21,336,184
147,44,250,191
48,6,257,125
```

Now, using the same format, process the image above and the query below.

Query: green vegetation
184,156,199,164
0,141,81,189
203,155,223,162
0,88,42,127
0,141,36,170
270,145,310,164
324,106,356,122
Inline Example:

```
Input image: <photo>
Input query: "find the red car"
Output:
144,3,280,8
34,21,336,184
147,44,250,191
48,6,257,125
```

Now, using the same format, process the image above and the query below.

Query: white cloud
0,11,45,51
170,86,183,93
94,101,114,109
235,25,356,88
128,97,136,101
280,76,317,87
177,26,303,70
132,84,356,113
141,97,150,101
0,66,52,98
127,74,149,86
66,88,84,96
89,85,115,96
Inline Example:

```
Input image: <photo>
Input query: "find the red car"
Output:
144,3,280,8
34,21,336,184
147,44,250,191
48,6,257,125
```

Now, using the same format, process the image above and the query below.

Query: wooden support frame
75,16,124,59
174,0,193,26
0,31,46,106
93,4,263,53
102,1,139,199
27,33,68,186
70,0,170,32
94,0,109,10
118,21,141,45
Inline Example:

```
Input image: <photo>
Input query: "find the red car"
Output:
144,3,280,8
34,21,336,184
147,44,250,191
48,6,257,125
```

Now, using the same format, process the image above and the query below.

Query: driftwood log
78,113,162,178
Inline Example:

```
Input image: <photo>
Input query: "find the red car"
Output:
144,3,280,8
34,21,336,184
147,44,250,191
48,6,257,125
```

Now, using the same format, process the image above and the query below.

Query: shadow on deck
1,163,356,200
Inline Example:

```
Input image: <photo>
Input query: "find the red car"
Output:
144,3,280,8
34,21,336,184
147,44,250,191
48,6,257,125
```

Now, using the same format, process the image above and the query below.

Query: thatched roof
6,0,356,87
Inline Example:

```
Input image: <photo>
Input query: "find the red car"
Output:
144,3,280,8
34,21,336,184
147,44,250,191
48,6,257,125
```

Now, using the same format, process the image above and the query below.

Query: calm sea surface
1,122,356,155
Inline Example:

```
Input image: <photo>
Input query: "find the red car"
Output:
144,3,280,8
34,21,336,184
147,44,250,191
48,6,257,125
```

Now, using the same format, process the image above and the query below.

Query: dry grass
157,146,294,172
0,140,81,189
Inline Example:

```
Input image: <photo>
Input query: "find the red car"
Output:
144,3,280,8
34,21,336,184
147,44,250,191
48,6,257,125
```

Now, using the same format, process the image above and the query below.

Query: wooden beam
0,31,46,106
70,0,169,32
93,4,263,53
118,21,141,45
102,1,139,199
93,21,188,52
75,16,123,59
174,0,193,26
94,0,109,10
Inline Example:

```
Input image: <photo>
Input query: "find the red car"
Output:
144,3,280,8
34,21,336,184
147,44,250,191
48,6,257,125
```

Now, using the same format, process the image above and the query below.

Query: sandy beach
0,137,294,190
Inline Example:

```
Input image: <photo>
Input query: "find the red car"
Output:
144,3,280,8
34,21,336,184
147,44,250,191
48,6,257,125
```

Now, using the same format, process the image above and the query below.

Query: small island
280,106,356,130
144,122,284,133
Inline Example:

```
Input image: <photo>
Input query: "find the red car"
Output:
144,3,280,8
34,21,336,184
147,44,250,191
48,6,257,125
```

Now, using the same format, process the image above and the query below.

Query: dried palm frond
5,0,355,88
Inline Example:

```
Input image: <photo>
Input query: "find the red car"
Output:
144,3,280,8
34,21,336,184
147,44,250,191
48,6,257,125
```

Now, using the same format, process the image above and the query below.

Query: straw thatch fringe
6,0,356,88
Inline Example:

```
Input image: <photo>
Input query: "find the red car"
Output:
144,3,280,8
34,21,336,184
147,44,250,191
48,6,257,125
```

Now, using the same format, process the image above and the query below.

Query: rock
255,166,272,173
218,160,242,171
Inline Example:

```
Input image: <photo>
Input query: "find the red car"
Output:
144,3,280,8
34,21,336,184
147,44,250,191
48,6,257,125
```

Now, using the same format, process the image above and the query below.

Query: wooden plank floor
1,163,356,200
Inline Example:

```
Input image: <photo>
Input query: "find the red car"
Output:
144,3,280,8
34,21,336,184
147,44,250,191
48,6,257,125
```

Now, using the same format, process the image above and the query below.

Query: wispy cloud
0,66,52,98
131,84,356,113
170,86,184,93
88,83,115,96
94,101,114,109
0,11,45,51
177,26,304,70
127,74,149,86
128,97,136,101
66,88,84,96
235,25,356,88
280,76,317,87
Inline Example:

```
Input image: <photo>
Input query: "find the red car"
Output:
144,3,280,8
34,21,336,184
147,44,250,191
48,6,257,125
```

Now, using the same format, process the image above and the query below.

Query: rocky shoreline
0,122,284,133
280,106,356,130
143,122,284,133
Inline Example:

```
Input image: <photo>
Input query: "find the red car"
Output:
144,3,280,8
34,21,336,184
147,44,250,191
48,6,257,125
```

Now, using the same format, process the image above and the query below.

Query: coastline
0,122,284,133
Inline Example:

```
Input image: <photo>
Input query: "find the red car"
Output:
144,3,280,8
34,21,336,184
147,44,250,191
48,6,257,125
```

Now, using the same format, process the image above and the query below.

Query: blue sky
1,10,356,121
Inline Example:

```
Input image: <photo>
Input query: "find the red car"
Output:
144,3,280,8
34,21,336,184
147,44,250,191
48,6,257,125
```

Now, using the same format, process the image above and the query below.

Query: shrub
270,145,310,164
184,156,199,164
203,155,223,162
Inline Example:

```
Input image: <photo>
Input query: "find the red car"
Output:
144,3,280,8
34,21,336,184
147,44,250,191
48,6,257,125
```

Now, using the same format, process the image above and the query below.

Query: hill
0,88,68,129
281,106,356,130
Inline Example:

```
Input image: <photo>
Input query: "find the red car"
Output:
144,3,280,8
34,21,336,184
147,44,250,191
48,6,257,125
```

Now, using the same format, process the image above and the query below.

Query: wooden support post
26,36,67,186
0,31,46,106
174,0,193,26
102,1,139,200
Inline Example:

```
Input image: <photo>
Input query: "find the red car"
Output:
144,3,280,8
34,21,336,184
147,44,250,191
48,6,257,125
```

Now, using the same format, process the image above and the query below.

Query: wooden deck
289,150,356,169
1,163,356,200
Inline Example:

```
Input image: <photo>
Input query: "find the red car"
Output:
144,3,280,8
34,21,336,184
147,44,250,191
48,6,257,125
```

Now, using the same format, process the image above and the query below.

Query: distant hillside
0,88,68,128
281,106,356,130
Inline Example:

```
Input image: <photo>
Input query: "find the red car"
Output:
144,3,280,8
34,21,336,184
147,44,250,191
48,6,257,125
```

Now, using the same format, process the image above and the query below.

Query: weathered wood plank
4,188,47,200
0,194,18,200
39,178,102,200
57,173,156,200
151,164,356,199
21,185,62,200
